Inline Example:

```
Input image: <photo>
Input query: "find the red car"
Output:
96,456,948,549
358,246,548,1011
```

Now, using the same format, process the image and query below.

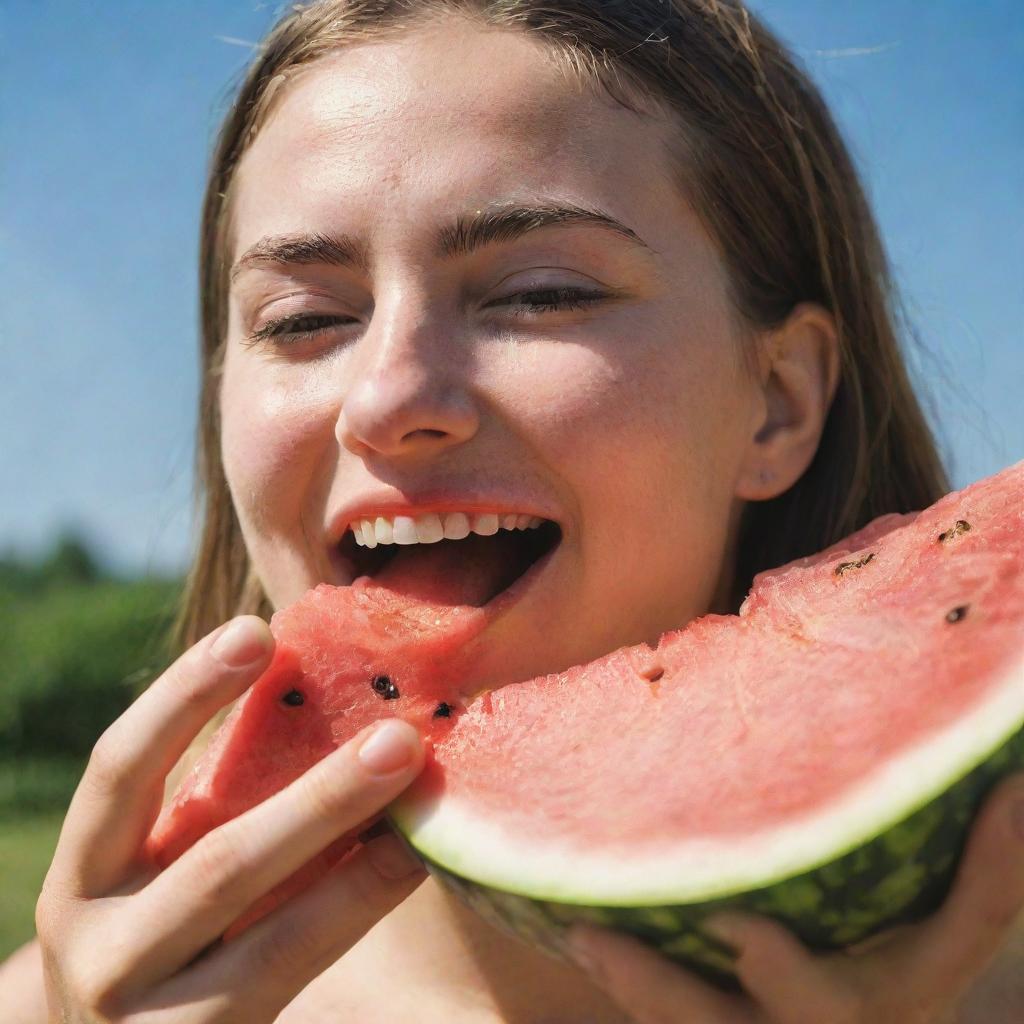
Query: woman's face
221,15,767,687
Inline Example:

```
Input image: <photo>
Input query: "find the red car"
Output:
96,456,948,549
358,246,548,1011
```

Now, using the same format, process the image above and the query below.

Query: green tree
0,534,183,814
38,531,103,587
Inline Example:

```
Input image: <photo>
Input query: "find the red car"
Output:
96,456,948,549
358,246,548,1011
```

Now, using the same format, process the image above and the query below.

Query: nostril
404,428,448,441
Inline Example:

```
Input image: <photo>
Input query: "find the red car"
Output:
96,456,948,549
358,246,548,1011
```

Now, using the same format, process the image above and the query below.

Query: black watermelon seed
835,552,875,577
938,519,972,544
372,674,400,700
946,605,969,623
281,688,304,707
433,702,452,718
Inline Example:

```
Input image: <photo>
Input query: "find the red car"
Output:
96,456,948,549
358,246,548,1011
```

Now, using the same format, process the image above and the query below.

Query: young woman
9,1,1024,1020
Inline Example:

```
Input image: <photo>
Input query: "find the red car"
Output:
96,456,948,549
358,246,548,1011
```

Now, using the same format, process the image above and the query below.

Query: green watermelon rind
392,722,1024,988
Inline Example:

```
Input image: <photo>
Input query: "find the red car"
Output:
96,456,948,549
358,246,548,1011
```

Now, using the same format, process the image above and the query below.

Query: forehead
229,15,695,260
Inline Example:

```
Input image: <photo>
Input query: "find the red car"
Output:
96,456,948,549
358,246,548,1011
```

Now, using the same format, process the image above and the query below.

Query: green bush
0,537,186,937
0,562,182,760
0,756,85,818
0,810,66,958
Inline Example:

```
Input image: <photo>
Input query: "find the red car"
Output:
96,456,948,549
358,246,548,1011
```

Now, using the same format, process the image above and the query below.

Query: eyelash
246,313,347,346
245,287,606,346
491,286,605,315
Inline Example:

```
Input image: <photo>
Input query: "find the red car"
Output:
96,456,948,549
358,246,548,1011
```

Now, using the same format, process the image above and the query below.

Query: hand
569,773,1024,1023
35,615,428,1024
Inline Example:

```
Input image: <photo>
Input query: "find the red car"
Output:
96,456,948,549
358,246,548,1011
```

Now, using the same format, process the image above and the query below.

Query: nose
336,300,479,460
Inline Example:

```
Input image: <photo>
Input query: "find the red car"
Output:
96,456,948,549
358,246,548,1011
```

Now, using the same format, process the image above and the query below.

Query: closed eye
488,286,606,316
245,286,608,348
245,312,354,347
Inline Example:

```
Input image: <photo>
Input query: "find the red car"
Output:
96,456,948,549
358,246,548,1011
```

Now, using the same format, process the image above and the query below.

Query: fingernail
211,617,271,668
365,831,425,880
357,720,419,776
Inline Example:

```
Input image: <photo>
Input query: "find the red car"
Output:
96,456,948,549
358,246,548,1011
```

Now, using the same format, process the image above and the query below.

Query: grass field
0,811,65,960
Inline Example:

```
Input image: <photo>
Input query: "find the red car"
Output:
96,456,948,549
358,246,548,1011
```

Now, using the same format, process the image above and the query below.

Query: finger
883,771,1024,1007
119,719,426,992
568,925,755,1023
48,616,275,898
701,914,863,1024
130,831,426,1024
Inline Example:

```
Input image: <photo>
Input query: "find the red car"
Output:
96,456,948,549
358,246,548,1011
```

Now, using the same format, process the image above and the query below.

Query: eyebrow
230,200,652,280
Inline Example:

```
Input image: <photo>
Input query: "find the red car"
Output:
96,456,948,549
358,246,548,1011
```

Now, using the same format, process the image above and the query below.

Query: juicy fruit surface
145,581,488,931
390,463,1023,983
409,464,1023,849
148,462,1024,980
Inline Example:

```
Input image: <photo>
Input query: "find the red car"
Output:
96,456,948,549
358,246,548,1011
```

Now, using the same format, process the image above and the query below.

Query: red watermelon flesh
150,529,522,862
147,461,1024,958
146,541,508,932
416,493,1021,847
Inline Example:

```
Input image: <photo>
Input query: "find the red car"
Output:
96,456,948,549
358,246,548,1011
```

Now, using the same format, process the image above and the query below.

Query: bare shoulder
274,926,631,1024
274,878,632,1024
276,961,507,1024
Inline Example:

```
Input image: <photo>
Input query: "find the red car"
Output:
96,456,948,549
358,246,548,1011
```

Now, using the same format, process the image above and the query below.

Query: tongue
369,532,527,607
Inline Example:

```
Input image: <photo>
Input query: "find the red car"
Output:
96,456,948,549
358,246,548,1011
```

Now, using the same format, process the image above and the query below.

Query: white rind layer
393,648,1024,905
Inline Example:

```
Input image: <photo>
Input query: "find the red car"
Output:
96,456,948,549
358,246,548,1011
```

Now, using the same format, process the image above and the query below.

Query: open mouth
337,515,562,608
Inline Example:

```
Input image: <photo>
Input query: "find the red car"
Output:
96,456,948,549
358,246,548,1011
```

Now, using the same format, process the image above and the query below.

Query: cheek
492,317,743,485
219,355,341,533
495,320,750,624
485,343,629,467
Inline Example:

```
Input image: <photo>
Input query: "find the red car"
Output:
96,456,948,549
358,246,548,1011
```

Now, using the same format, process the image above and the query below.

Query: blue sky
3,1,1022,576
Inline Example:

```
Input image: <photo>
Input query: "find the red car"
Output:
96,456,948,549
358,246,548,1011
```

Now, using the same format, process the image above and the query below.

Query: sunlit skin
219,13,837,1020
222,24,831,690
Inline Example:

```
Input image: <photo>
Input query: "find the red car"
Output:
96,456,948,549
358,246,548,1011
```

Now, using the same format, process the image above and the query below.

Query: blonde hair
174,0,949,657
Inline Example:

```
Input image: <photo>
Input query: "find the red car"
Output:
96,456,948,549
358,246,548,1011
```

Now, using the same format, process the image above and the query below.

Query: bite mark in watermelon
147,462,1024,985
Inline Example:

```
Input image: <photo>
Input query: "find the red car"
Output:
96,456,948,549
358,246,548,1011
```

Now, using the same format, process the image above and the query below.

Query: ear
735,303,840,501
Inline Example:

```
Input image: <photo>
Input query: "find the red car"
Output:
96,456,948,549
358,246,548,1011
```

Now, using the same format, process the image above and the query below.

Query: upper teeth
351,512,544,548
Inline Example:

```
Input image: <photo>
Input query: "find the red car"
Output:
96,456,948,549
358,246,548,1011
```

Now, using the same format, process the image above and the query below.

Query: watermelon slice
147,461,1024,985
